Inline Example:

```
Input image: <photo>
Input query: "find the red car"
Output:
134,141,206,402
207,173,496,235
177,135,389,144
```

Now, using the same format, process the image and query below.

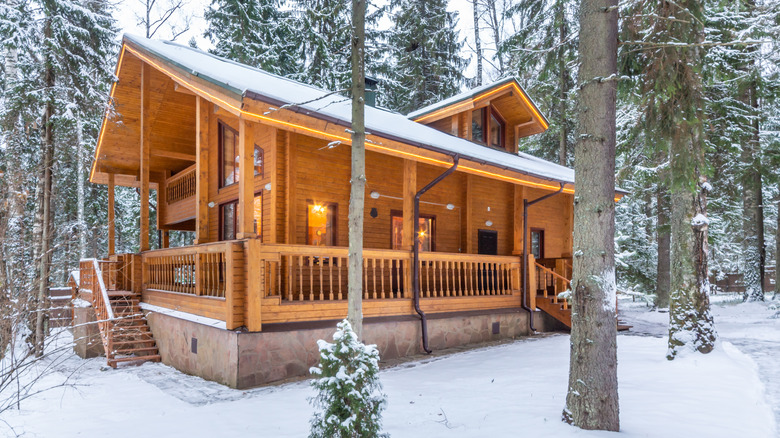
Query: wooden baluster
371,258,377,299
424,260,430,298
319,256,324,301
380,258,385,299
444,261,450,297
328,257,334,300
286,255,292,301
337,257,343,300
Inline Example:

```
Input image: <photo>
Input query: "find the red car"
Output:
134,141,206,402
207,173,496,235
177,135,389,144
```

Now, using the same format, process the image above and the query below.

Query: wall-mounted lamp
369,191,380,199
208,202,216,208
487,206,491,212
485,220,493,227
264,183,272,191
446,203,455,210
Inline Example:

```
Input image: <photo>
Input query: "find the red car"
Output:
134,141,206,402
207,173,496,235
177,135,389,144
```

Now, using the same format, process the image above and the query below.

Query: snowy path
2,299,777,437
619,295,780,428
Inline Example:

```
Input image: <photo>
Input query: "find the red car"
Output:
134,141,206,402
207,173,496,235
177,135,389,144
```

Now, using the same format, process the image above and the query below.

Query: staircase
79,259,161,368
536,293,572,328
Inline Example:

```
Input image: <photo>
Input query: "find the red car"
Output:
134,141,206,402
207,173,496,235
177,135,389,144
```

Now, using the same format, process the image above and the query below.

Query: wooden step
113,346,159,355
107,290,136,298
112,339,157,347
108,354,161,368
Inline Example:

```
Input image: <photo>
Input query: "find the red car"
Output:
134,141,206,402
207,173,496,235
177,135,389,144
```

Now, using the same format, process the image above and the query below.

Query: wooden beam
195,96,210,244
402,160,416,251
157,171,169,230
268,128,278,243
174,83,196,95
465,174,473,253
513,185,525,255
245,239,262,331
151,150,196,162
562,194,574,257
140,62,151,252
237,118,256,239
285,132,297,244
107,173,115,256
162,231,170,249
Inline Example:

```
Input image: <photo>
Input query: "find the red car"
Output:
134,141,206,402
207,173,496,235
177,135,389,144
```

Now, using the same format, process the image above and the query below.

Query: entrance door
477,229,498,255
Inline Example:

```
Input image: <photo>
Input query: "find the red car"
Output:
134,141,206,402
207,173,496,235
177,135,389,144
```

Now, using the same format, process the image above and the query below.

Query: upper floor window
471,106,505,149
220,121,264,187
307,202,337,246
219,122,239,188
390,212,435,251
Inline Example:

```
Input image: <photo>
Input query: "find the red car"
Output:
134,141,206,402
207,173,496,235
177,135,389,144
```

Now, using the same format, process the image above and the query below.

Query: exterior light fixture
446,203,455,210
265,183,272,191
485,220,493,227
207,202,216,208
370,191,380,199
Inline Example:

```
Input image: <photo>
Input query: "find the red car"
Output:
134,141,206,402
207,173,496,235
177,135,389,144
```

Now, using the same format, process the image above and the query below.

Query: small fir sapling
309,320,388,438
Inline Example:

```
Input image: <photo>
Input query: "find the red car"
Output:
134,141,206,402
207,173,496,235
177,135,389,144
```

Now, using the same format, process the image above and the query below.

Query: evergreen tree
381,0,466,114
204,0,300,76
309,320,387,438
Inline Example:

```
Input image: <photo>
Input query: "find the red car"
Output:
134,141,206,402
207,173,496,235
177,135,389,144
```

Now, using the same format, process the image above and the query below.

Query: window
531,229,544,259
220,201,237,241
390,212,435,251
219,122,239,188
307,203,337,246
253,193,263,237
220,194,263,240
471,106,505,149
471,108,485,144
489,111,504,148
254,145,264,177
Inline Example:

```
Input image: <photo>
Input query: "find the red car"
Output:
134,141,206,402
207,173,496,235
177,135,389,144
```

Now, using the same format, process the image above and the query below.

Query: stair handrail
535,262,571,288
83,258,115,320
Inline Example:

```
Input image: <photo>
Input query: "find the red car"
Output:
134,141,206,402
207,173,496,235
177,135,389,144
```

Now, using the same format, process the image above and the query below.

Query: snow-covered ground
2,296,777,437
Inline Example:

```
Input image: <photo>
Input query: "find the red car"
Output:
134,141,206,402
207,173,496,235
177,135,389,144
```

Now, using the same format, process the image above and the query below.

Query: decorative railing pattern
142,242,230,298
79,259,116,358
166,166,196,204
534,261,571,310
418,253,519,298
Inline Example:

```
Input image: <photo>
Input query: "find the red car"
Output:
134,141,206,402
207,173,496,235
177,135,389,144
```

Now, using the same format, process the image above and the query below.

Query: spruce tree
204,0,299,76
309,320,387,438
382,0,466,114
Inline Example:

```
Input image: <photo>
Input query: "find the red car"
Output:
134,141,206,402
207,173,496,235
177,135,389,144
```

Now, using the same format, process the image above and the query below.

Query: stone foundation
72,306,104,359
145,308,566,389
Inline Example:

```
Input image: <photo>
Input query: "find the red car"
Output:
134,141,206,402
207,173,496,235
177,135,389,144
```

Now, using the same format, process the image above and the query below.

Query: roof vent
365,76,379,108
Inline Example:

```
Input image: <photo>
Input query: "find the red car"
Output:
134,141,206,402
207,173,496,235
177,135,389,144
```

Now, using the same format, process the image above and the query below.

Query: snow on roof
69,270,80,286
406,77,518,120
124,34,576,186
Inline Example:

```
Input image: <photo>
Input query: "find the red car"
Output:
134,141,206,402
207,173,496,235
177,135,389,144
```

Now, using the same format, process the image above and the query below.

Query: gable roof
99,35,611,195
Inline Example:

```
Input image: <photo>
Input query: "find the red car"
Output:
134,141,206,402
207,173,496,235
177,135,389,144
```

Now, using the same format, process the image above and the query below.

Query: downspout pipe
413,155,460,354
522,182,565,333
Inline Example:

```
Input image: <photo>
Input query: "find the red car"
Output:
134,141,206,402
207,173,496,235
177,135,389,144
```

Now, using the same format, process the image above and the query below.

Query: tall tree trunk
741,80,764,302
487,0,504,74
472,0,482,86
557,0,568,166
77,116,86,259
562,0,619,429
35,15,55,356
775,197,779,300
656,172,671,308
347,0,366,339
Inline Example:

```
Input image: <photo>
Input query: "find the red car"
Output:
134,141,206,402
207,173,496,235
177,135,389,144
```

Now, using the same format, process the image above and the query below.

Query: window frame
471,105,506,150
254,144,264,178
390,210,436,251
306,201,338,246
218,191,264,241
530,228,545,259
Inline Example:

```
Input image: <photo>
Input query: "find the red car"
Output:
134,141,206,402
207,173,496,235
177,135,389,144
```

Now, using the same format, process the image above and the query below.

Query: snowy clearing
2,297,777,437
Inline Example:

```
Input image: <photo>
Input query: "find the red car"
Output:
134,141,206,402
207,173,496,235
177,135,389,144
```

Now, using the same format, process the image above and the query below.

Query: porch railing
165,165,196,204
534,260,571,310
142,241,237,298
418,252,519,298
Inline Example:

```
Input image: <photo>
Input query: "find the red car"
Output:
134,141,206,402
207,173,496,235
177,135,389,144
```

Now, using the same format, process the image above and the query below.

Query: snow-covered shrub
309,320,388,438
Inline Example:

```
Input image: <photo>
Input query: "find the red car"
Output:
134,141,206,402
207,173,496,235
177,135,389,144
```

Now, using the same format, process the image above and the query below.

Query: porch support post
195,96,210,244
513,185,525,255
285,132,297,244
268,128,278,243
139,62,151,252
245,238,262,331
562,194,574,257
402,160,416,298
107,173,115,256
465,174,473,253
237,118,256,239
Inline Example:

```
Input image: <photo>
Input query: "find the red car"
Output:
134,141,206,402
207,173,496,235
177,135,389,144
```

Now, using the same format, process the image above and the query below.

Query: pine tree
309,320,387,438
204,0,299,76
381,0,466,114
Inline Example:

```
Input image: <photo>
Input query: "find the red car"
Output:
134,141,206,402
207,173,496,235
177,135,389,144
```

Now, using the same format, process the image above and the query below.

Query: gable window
471,106,506,149
390,212,435,251
489,110,504,148
531,228,544,259
471,108,485,144
307,202,337,246
219,122,239,188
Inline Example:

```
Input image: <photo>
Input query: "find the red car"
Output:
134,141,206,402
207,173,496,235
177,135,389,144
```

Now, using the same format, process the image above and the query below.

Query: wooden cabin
76,34,622,386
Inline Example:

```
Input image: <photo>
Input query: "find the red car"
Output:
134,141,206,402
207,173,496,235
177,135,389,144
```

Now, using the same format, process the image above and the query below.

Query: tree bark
557,0,568,166
562,0,619,430
472,0,482,86
347,0,366,339
77,116,86,259
775,197,779,299
656,178,671,308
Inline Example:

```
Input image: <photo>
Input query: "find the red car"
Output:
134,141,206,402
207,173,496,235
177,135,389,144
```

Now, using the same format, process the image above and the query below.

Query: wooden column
245,238,262,331
268,128,278,243
162,231,170,249
513,185,525,255
195,96,210,244
139,63,151,252
402,160,417,251
465,174,474,253
562,193,574,257
285,132,297,244
237,118,256,239
107,173,115,256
